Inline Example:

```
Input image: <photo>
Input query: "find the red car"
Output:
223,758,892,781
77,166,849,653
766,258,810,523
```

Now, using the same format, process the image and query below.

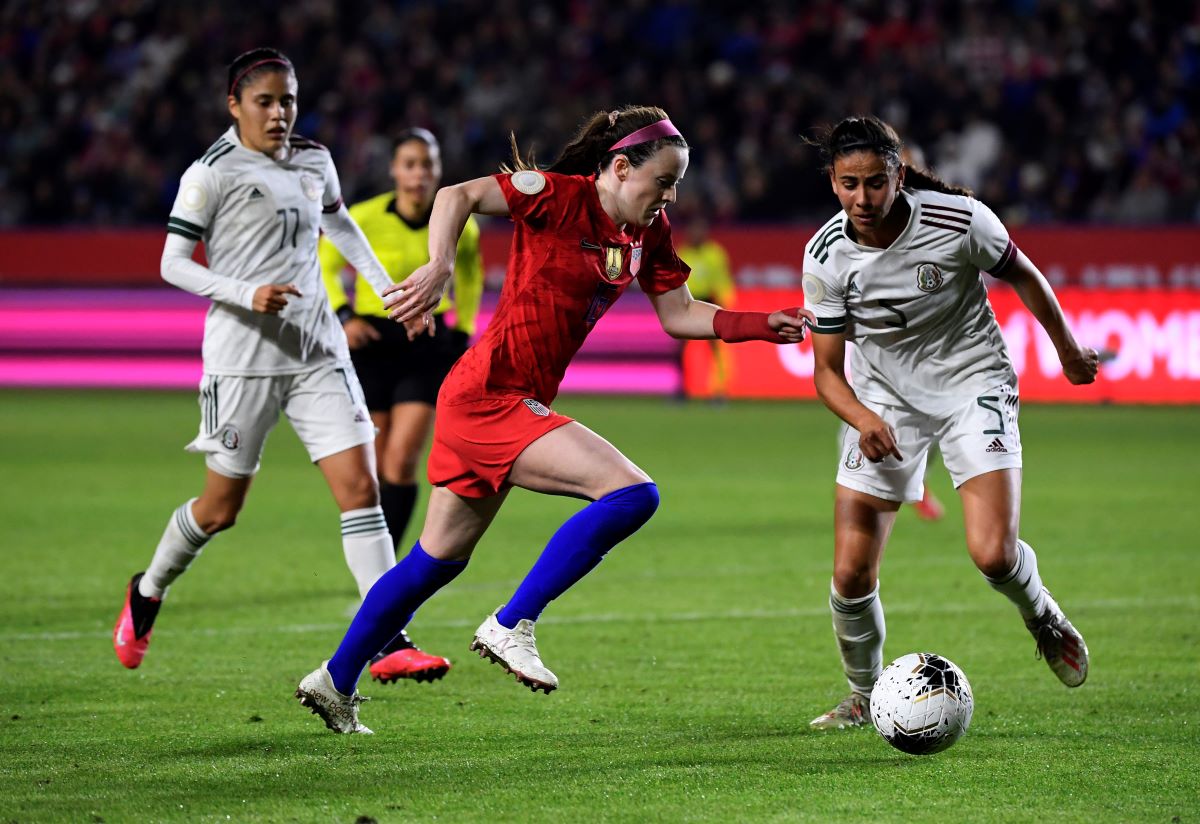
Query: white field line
2,594,1196,644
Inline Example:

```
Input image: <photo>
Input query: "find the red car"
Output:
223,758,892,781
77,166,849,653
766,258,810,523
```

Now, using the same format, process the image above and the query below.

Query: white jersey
166,127,352,375
802,188,1019,417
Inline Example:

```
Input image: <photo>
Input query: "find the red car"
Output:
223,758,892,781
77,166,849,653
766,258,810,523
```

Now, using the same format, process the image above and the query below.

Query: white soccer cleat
810,691,871,730
1026,588,1089,687
295,662,373,734
470,607,559,694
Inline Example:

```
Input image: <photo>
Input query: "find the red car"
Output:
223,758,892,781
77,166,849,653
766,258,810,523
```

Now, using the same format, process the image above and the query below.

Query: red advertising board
1,226,1197,289
684,288,1200,404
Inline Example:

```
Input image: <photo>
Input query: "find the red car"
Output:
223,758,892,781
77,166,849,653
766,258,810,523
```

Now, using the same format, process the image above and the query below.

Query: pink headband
229,58,292,96
608,119,683,152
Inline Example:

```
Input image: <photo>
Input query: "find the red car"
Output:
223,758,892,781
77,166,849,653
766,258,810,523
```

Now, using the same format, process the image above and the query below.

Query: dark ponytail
227,47,294,100
503,105,688,176
901,165,973,197
806,115,972,196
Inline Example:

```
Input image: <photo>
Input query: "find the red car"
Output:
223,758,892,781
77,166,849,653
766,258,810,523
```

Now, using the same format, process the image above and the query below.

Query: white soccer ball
870,652,974,755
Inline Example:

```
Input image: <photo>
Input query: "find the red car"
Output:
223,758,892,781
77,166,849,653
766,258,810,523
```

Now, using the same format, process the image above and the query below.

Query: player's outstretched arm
647,285,813,342
811,332,902,462
385,177,509,324
1003,252,1098,385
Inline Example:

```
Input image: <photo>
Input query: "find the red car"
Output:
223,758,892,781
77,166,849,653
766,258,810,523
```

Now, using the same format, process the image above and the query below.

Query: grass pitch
1,391,1197,823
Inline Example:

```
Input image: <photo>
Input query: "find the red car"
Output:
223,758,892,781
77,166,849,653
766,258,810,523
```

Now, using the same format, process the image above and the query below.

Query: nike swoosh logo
115,629,127,646
580,239,602,250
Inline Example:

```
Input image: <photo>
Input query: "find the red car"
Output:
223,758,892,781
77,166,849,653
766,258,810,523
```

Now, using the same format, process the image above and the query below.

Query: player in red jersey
296,106,814,734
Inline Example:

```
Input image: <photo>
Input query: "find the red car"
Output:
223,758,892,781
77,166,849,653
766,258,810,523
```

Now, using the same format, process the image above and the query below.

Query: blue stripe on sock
326,541,467,695
497,482,660,628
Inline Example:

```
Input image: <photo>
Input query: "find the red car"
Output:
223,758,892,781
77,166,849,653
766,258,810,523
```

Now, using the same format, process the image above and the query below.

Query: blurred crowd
1,0,1197,227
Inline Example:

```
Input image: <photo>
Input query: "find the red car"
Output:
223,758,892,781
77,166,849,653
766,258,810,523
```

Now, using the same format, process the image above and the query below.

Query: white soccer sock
340,506,395,599
140,499,211,599
984,538,1049,621
830,580,886,696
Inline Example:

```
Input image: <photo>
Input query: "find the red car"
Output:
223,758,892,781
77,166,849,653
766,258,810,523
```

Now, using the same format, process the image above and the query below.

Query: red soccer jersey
440,171,690,404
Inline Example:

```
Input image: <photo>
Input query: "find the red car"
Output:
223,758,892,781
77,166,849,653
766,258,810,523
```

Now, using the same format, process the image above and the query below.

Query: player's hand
384,262,453,324
857,413,903,463
1061,344,1099,385
402,312,436,341
252,283,302,314
768,306,816,342
342,316,381,350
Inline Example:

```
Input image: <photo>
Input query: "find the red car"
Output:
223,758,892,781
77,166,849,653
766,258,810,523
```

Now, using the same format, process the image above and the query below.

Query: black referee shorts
348,316,469,411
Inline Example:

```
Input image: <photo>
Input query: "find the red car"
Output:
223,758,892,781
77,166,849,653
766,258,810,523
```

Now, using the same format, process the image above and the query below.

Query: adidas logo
985,438,1007,453
249,187,265,200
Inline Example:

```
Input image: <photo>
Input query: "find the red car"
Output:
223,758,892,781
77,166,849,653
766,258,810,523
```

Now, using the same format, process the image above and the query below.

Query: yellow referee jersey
320,191,484,334
677,239,735,307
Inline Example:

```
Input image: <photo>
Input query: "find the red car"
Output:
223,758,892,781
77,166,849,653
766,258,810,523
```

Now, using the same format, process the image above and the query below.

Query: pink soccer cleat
113,573,160,669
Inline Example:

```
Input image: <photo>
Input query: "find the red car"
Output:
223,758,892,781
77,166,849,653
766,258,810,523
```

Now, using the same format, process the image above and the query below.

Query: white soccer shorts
835,383,1023,503
185,363,375,478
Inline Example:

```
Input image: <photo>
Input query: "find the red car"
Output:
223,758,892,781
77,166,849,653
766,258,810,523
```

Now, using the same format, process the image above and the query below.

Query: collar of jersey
585,174,632,246
387,196,432,230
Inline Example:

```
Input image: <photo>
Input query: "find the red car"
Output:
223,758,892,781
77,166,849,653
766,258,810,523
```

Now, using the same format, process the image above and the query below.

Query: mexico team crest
916,262,943,293
630,244,643,276
604,247,623,280
843,446,864,471
299,173,321,201
220,424,241,451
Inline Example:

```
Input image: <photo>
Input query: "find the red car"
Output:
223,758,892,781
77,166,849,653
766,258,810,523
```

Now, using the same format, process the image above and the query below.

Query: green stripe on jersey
202,143,235,166
816,233,844,263
200,139,231,164
167,224,202,241
811,315,847,334
168,216,205,235
807,219,843,256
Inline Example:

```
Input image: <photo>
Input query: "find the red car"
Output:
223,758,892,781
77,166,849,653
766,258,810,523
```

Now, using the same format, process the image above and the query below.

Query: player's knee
832,563,876,599
970,535,1017,578
381,453,421,486
344,474,381,509
607,481,660,527
197,505,239,534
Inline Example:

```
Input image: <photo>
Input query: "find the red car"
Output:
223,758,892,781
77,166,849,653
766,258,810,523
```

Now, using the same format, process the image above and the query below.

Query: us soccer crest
604,247,623,280
916,262,943,293
630,244,642,276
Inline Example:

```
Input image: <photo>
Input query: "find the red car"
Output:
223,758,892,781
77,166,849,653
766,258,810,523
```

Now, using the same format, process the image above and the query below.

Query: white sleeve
802,252,847,335
965,199,1017,278
160,233,255,309
166,163,219,244
319,204,393,298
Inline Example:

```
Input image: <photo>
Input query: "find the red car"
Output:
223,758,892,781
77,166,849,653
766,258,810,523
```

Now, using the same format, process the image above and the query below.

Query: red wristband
712,309,786,343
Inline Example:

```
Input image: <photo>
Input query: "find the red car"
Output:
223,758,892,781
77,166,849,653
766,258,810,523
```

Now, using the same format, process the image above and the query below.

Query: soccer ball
870,652,973,755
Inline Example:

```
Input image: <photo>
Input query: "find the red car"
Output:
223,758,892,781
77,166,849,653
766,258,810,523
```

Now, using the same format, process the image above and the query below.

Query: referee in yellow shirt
676,216,735,399
320,128,483,684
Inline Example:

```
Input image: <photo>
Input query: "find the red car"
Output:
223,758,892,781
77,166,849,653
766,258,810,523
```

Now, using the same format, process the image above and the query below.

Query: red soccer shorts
427,394,574,497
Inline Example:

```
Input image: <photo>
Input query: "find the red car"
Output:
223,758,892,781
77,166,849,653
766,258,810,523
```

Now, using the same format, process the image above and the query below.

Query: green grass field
1,391,1197,823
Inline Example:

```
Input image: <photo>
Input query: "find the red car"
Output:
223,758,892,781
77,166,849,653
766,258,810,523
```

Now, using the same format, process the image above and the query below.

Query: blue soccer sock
327,541,466,695
497,482,660,628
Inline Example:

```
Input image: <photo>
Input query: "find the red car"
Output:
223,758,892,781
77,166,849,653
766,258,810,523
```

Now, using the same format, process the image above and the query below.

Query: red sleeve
493,171,573,230
636,211,691,295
